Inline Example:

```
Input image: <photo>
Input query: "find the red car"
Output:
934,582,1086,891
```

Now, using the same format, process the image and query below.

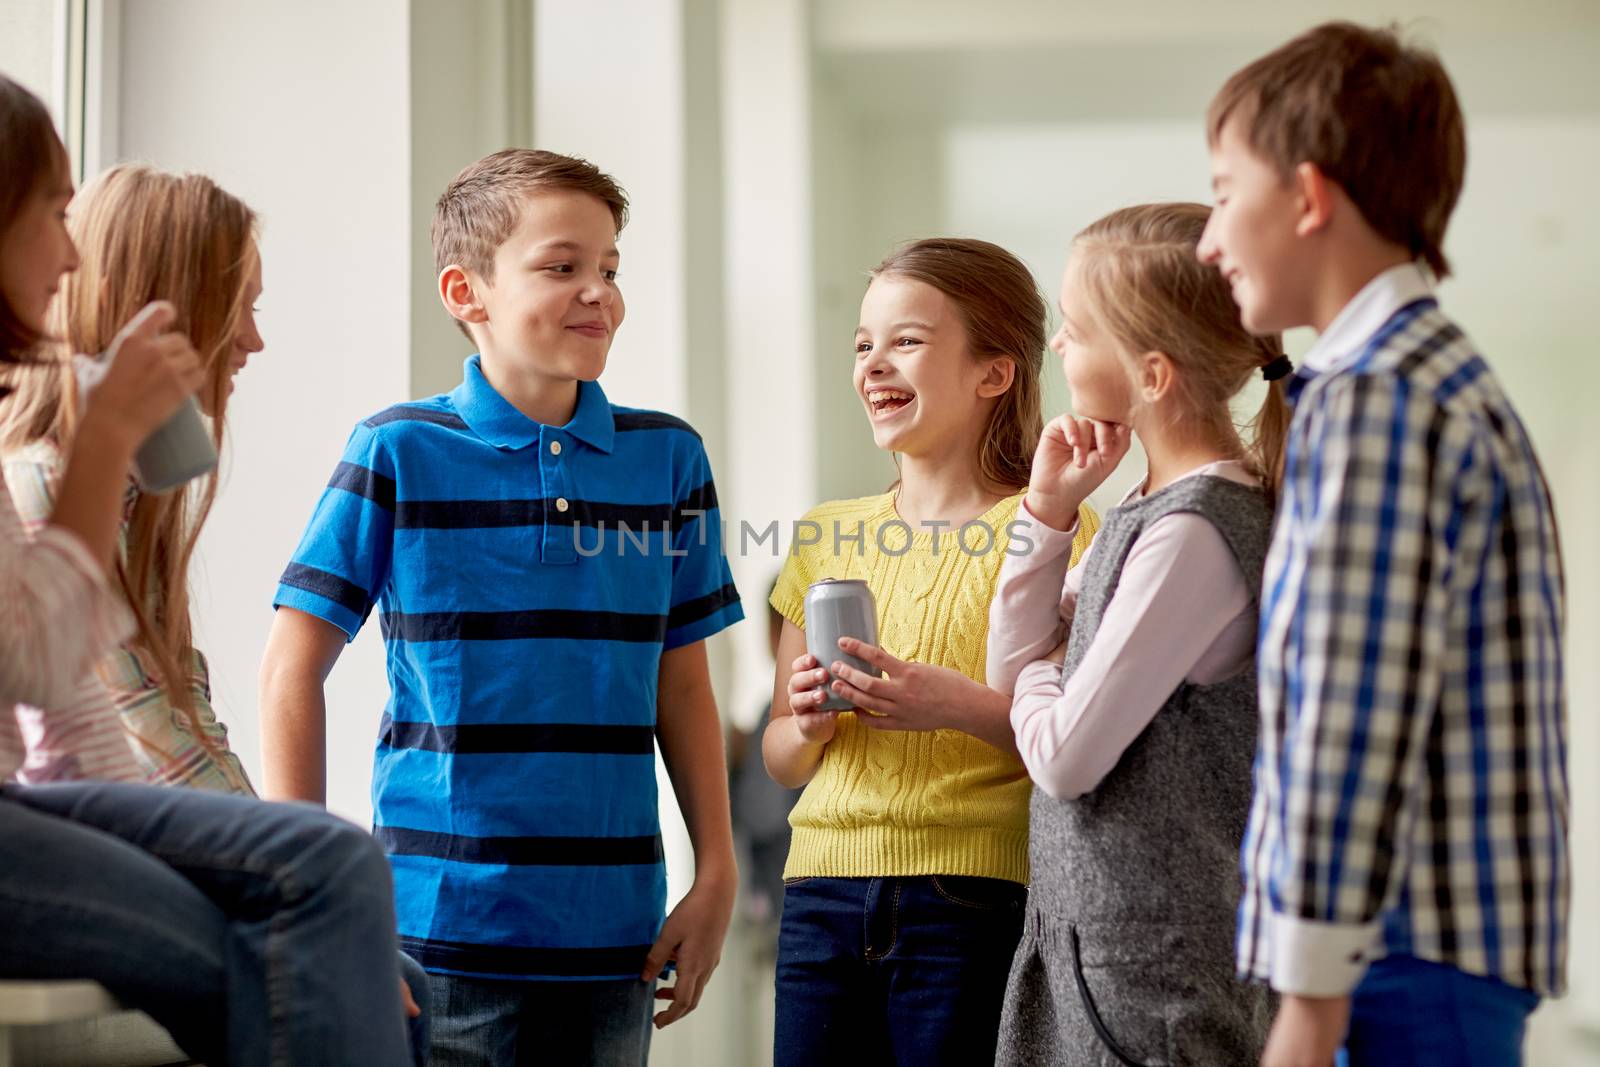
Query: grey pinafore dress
996,475,1274,1066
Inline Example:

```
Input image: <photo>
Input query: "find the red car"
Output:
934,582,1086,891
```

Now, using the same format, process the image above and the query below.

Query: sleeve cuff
664,601,745,651
273,584,363,641
1268,913,1384,997
1019,498,1081,541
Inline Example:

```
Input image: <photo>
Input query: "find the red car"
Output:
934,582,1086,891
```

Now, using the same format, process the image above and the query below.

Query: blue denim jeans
774,875,1026,1067
427,972,654,1066
1338,954,1541,1067
0,782,426,1067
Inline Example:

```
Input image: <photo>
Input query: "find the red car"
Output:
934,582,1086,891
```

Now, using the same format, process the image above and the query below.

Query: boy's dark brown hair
433,149,629,279
1207,21,1466,279
432,149,629,336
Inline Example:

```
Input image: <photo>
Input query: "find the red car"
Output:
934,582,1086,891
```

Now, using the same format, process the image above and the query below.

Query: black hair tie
1261,355,1294,383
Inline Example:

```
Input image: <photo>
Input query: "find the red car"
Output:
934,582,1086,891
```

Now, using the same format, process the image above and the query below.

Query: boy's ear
976,357,1017,400
1293,162,1337,239
438,265,488,326
1138,350,1175,403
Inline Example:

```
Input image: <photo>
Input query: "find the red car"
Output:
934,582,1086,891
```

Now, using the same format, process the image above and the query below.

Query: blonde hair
0,164,257,755
870,237,1045,492
1073,202,1290,499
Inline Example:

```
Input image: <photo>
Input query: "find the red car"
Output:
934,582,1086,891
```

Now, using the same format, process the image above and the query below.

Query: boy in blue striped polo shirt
258,149,743,1065
1199,23,1567,1067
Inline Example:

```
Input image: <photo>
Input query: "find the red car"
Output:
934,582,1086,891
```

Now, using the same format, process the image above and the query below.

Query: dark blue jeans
1339,954,1541,1066
774,875,1025,1067
0,781,425,1066
427,972,654,1066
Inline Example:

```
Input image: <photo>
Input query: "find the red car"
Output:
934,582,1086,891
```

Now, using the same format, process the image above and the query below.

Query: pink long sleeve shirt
0,460,139,782
987,460,1260,800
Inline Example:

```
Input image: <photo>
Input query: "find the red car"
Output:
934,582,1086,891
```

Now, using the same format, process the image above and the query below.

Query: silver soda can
803,578,881,712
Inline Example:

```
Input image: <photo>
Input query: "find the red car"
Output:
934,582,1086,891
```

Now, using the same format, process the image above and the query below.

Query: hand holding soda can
803,578,883,711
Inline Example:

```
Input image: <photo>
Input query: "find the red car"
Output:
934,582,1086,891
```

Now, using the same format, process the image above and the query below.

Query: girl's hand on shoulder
1026,415,1131,530
828,637,981,733
785,652,839,744
85,301,205,448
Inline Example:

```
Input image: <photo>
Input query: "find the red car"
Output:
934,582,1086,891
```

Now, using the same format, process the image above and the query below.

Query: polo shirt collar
449,355,615,454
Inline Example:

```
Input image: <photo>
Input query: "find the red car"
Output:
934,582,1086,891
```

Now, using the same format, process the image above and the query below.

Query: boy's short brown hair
431,148,629,283
1207,21,1465,278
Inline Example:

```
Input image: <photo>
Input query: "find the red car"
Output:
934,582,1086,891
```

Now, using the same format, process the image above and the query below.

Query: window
0,0,94,181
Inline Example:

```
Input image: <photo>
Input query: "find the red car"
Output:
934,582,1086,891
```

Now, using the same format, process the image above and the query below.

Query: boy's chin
500,351,607,383
1235,293,1297,337
563,347,610,382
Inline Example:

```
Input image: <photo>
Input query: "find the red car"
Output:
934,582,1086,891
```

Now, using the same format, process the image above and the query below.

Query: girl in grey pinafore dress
995,476,1274,1066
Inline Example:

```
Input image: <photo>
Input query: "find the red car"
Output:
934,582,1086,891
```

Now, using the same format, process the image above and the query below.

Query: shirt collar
448,354,616,454
1301,261,1435,374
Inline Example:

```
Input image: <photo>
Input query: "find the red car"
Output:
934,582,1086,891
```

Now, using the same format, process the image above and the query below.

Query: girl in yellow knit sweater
763,238,1096,1066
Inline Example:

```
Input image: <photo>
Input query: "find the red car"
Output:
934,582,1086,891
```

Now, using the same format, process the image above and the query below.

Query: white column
721,0,817,722
408,0,535,400
534,0,689,417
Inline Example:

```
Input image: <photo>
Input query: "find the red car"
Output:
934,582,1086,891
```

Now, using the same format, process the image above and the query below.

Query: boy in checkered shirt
1198,22,1568,1067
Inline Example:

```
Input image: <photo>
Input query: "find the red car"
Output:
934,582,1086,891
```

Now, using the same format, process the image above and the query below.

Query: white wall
114,0,412,826
0,0,63,122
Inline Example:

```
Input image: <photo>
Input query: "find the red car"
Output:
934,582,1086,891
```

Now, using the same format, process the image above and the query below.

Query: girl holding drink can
763,238,1097,1067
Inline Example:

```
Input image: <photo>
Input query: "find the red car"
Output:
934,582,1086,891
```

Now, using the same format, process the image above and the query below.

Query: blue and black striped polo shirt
274,354,743,981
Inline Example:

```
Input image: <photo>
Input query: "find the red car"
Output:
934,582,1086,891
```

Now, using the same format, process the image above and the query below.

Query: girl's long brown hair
0,165,257,752
870,237,1045,492
1073,202,1290,499
0,74,69,364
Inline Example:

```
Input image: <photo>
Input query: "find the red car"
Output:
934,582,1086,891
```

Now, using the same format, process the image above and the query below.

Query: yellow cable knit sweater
771,491,1098,885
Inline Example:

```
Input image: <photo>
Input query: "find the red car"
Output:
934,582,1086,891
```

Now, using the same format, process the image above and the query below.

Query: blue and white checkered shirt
1238,264,1568,998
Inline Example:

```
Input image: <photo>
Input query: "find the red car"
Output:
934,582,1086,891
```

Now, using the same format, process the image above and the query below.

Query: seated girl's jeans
774,874,1026,1067
0,781,424,1067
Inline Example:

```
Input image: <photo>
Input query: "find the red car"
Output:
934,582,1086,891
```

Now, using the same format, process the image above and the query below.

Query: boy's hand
1260,993,1349,1067
400,977,421,1019
1026,415,1131,530
828,637,983,733
786,652,839,744
641,876,736,1028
